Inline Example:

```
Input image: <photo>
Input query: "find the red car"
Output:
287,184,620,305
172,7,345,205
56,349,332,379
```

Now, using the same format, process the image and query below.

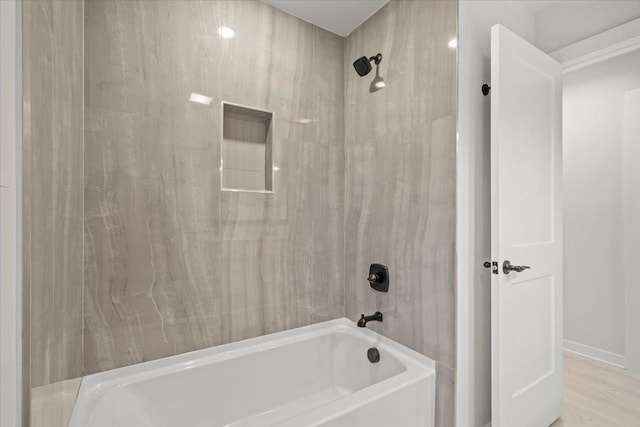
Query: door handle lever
502,260,530,274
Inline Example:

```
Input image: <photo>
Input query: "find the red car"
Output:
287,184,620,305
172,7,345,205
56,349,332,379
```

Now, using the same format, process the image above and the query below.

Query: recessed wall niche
222,103,274,192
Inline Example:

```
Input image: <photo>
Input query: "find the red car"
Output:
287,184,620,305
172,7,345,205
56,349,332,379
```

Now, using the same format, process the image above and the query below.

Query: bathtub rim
70,318,436,426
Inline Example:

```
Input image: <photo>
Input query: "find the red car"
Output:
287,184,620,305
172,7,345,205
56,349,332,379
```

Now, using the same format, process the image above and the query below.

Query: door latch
484,261,499,275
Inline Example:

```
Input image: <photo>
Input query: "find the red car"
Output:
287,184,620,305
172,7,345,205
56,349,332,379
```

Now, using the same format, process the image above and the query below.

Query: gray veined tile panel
344,1,457,147
29,0,456,422
30,377,82,427
436,363,456,427
84,0,345,373
344,1,457,426
215,0,345,148
83,106,223,372
84,0,222,125
23,0,84,388
219,138,345,340
344,121,457,366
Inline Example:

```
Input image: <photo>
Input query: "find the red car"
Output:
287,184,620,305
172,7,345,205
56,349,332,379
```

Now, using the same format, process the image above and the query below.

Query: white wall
458,2,640,426
623,87,640,373
0,1,23,426
457,2,535,426
563,49,640,364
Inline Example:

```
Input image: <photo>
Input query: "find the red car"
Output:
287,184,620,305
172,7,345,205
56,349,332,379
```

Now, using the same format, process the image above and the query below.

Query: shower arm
369,54,382,65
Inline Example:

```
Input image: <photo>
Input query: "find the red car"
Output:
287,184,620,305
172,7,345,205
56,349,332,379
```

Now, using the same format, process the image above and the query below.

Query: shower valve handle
368,273,381,283
367,264,389,292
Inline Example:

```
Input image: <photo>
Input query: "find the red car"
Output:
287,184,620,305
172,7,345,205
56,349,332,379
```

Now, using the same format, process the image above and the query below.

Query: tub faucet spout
357,312,383,327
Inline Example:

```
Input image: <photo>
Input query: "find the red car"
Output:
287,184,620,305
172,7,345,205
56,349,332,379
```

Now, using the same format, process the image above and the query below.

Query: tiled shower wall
23,0,84,388
344,1,458,426
24,2,456,425
83,0,345,373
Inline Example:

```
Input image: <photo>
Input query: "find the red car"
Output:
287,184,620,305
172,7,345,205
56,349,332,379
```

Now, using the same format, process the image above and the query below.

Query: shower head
370,72,385,93
353,56,373,76
353,53,382,77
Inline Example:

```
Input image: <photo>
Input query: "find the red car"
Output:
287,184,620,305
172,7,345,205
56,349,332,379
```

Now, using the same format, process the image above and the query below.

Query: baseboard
563,339,626,368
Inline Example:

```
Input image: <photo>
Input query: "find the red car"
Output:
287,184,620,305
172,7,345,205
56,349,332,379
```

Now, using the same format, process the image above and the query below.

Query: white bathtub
69,318,436,427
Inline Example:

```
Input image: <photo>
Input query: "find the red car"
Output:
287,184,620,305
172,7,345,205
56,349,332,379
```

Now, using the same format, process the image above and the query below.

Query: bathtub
69,318,436,427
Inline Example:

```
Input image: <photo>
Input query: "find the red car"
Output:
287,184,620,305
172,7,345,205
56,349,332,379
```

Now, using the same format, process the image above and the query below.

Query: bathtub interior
76,329,408,427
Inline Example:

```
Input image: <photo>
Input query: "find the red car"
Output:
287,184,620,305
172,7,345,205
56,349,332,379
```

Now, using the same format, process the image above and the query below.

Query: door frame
0,1,25,425
455,15,640,427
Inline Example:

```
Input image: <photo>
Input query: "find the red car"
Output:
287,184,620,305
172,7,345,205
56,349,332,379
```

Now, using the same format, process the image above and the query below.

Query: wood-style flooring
551,351,640,427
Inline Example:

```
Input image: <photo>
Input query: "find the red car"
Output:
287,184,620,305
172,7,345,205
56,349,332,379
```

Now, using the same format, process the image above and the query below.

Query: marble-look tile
23,0,84,387
214,4,345,153
344,1,457,426
84,0,220,125
219,138,345,338
84,0,345,373
24,0,458,423
30,377,82,427
83,106,222,372
436,363,456,427
345,2,457,147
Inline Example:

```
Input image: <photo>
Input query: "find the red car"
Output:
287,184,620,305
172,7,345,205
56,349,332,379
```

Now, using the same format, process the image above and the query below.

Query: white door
490,24,563,427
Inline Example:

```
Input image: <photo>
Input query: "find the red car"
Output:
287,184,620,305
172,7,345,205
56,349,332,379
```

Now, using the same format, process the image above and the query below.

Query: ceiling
262,0,390,37
534,0,640,52
521,0,564,14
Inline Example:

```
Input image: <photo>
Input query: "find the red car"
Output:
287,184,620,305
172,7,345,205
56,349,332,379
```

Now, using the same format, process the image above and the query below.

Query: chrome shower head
370,66,385,92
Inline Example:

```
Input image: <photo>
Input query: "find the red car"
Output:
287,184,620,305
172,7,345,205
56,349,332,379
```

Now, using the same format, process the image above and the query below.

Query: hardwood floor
551,351,640,427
